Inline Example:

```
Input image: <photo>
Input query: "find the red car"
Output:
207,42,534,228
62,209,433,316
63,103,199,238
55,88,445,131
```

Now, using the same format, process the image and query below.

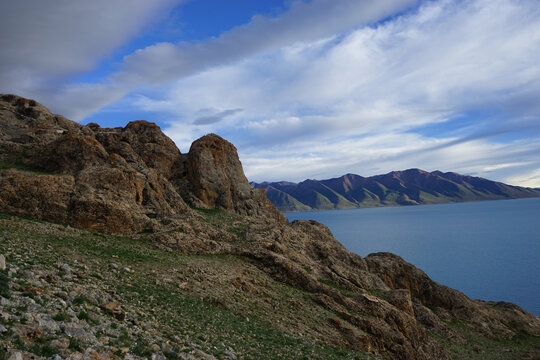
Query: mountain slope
253,168,540,211
1,94,539,360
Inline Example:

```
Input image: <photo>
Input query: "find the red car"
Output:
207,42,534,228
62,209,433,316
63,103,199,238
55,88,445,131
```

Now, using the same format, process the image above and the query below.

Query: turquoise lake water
285,197,540,316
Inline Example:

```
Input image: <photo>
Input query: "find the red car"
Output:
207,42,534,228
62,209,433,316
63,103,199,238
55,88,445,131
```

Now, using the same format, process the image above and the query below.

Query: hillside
1,94,540,360
252,170,540,211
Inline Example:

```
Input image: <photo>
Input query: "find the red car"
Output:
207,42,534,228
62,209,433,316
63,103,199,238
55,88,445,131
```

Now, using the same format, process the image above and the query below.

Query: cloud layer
0,0,181,117
149,0,540,185
2,0,540,186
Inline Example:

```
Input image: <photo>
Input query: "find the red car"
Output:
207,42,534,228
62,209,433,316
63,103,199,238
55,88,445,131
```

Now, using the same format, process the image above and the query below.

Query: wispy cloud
192,108,243,125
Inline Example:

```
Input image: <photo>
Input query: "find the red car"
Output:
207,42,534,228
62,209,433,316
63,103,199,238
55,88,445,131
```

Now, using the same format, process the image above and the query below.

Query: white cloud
115,0,417,85
507,169,540,188
0,0,182,117
146,0,540,185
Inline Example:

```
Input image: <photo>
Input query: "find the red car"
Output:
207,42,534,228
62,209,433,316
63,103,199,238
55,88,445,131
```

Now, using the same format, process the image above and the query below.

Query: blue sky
2,0,540,186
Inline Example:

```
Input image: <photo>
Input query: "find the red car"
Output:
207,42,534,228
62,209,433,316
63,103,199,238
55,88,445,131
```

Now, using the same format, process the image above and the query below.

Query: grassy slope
1,213,539,359
265,188,312,212
0,213,379,360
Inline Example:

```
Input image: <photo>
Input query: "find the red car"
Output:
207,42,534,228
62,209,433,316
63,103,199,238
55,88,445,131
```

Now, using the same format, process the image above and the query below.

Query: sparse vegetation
0,214,381,360
0,269,10,298
0,152,54,175
428,319,540,360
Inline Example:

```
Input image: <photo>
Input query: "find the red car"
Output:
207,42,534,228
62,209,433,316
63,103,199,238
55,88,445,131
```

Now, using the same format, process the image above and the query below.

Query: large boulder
186,134,286,222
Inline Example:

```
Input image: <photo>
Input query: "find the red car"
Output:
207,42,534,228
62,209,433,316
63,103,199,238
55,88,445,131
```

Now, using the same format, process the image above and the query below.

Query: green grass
0,214,379,360
3,213,537,360
29,343,58,357
0,270,10,298
193,207,254,243
318,278,354,295
429,318,540,360
77,311,90,321
52,313,69,321
366,288,387,299
68,337,82,352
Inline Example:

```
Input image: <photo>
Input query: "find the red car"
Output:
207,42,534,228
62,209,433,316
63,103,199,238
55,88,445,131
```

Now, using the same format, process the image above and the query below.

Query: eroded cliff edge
1,94,539,360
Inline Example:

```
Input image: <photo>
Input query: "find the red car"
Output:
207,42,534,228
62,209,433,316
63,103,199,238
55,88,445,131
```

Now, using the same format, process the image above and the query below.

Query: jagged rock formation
252,170,540,211
0,95,283,234
1,94,539,360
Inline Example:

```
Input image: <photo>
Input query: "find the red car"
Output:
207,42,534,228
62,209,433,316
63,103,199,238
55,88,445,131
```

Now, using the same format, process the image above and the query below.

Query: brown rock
186,134,286,222
101,301,125,321
50,338,70,350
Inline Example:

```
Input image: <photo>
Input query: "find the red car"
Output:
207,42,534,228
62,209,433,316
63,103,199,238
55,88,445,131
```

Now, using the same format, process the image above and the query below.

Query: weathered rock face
186,134,287,222
187,134,253,212
0,94,282,233
1,94,539,360
0,169,74,224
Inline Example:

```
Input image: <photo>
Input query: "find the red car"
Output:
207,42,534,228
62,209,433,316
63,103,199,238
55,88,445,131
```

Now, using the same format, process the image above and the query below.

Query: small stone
0,324,7,333
52,355,62,360
62,322,97,343
55,291,69,300
84,349,105,360
45,273,58,283
151,343,161,352
38,317,61,333
109,263,118,269
223,350,237,359
22,312,34,322
101,301,125,320
0,254,6,270
0,297,13,306
193,349,217,360
8,351,23,360
50,338,70,350
60,263,71,273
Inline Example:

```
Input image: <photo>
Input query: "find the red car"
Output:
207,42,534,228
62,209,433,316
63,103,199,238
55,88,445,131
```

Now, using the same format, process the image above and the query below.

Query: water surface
286,198,540,316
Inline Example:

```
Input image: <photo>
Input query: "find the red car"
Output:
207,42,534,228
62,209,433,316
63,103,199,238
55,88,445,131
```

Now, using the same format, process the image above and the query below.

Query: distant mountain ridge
252,169,540,211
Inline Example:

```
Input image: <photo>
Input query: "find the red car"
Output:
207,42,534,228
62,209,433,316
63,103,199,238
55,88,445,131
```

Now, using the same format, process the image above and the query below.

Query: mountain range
252,169,540,211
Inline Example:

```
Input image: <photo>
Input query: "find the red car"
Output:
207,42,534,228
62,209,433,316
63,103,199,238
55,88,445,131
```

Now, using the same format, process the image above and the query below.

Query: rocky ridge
1,94,539,360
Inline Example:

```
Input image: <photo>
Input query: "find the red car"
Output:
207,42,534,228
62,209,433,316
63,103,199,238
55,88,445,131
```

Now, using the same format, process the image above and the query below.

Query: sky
1,0,540,186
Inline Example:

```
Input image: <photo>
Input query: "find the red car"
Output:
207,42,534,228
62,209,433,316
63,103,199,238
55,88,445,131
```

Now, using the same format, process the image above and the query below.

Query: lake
285,197,540,316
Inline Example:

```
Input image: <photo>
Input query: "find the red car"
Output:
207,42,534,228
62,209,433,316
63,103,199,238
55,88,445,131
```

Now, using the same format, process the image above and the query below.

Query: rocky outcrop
186,134,286,222
0,94,282,233
1,94,539,360
366,252,540,339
